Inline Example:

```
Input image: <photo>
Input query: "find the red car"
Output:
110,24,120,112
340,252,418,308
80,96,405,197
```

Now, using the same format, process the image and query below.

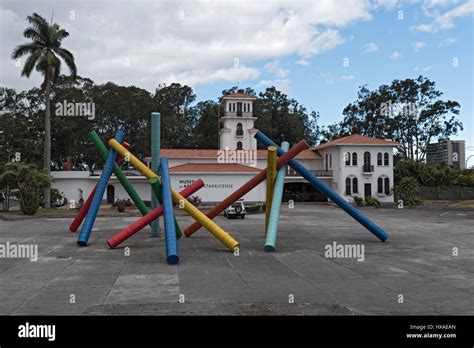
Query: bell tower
219,93,257,151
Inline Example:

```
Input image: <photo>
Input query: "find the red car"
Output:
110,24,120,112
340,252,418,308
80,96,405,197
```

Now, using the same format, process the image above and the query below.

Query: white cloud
341,75,355,80
413,41,427,52
414,65,433,72
439,37,457,46
256,79,291,94
411,23,434,32
390,51,402,60
297,29,345,58
264,60,290,79
362,42,379,53
296,59,310,66
412,0,474,33
1,0,373,90
163,65,260,86
375,0,399,10
315,72,335,84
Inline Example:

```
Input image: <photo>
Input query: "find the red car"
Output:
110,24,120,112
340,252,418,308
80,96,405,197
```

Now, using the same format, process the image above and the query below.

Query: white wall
337,145,395,203
220,117,257,150
51,171,266,204
170,173,265,203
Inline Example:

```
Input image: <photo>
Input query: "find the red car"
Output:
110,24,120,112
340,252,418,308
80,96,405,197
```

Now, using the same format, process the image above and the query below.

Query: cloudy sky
1,0,473,161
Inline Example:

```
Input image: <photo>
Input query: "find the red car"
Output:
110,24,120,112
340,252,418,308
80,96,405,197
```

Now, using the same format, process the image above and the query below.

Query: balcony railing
363,164,374,173
286,169,332,177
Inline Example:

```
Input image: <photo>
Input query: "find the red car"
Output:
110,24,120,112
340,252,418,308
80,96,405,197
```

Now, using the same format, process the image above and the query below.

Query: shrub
50,188,65,207
0,162,52,215
406,197,424,207
353,196,364,207
365,196,381,208
114,199,126,212
245,203,264,213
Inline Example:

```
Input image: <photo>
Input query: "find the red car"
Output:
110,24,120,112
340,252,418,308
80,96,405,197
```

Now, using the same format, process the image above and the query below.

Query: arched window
377,152,382,166
384,177,390,194
364,152,371,171
352,177,358,194
329,154,332,168
364,152,371,165
377,177,383,194
228,102,231,112
237,141,243,150
236,123,243,136
325,154,329,171
384,152,389,166
345,177,351,195
352,152,357,166
345,152,351,166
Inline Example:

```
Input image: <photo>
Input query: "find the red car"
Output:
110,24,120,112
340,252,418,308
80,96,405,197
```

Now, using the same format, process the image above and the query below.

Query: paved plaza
0,204,472,315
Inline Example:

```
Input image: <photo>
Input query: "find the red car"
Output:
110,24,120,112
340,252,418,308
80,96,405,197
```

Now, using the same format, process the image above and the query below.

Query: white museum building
51,92,399,204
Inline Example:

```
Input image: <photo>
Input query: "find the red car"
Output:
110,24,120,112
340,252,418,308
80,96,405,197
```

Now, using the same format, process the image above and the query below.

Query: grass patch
424,200,474,209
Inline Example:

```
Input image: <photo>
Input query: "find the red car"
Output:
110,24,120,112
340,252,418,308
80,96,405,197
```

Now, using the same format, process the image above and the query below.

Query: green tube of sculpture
89,130,149,217
151,112,161,236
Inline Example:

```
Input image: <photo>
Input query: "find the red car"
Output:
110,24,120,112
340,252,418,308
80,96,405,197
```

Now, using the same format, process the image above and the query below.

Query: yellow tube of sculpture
265,146,277,233
108,139,239,251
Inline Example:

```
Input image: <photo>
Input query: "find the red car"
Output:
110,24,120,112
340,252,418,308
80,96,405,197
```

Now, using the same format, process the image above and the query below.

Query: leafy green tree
11,13,77,208
324,76,461,160
153,83,197,148
191,100,220,148
394,176,423,207
0,87,45,167
89,82,155,170
50,75,96,171
0,162,52,215
255,87,312,147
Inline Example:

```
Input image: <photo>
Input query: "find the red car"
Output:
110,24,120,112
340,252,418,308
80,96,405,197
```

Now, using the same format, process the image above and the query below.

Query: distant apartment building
426,139,465,169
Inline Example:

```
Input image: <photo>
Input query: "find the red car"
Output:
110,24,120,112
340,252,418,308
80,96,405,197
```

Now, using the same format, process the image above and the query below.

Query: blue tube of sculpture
255,131,389,242
78,130,125,246
160,157,179,264
265,142,289,251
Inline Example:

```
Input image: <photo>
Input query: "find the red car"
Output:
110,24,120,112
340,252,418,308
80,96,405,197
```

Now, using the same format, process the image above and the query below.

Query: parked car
224,200,246,219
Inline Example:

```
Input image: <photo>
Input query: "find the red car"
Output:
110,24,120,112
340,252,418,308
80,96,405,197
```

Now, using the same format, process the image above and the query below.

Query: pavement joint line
101,252,131,305
270,252,341,304
224,256,261,301
12,258,77,313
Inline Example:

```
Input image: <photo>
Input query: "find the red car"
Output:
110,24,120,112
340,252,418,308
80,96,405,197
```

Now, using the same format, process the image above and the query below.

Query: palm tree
12,13,77,208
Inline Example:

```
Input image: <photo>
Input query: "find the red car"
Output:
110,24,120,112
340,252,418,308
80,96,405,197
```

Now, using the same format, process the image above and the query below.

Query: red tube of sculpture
184,139,309,237
69,142,130,232
107,179,204,248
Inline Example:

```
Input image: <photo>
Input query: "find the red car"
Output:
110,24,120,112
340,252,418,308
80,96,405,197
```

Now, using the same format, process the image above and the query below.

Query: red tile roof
313,134,400,151
170,163,260,173
144,149,321,160
222,93,257,100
